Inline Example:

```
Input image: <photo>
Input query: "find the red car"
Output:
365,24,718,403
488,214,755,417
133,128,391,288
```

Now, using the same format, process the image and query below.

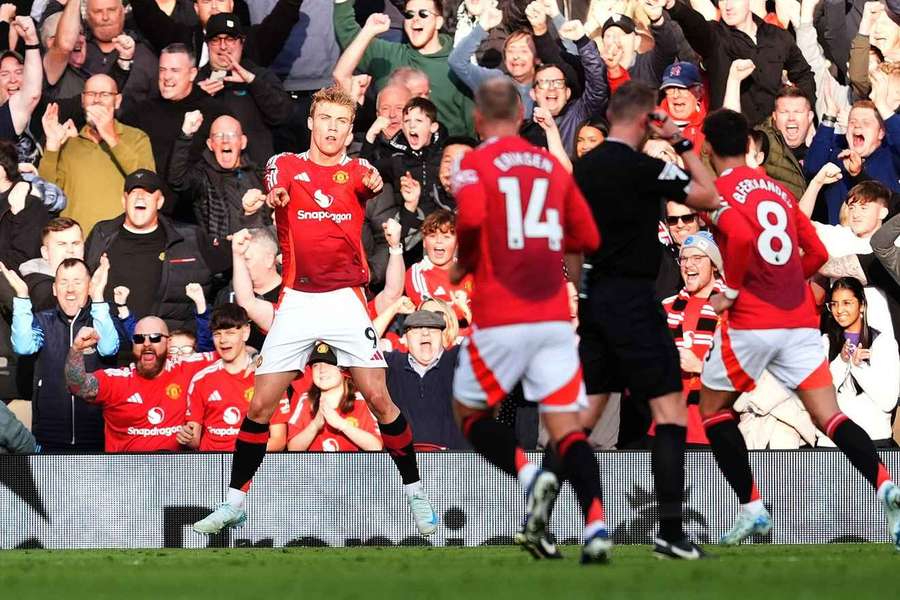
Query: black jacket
85,215,230,329
130,0,301,67
384,347,469,450
669,2,816,126
194,60,294,167
376,126,454,216
26,304,123,450
168,139,270,238
0,182,49,271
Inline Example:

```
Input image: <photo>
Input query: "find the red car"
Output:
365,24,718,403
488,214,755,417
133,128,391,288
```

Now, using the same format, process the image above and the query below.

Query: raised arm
44,0,82,85
870,211,900,285
245,0,302,67
230,229,276,332
374,218,406,313
667,0,717,60
9,17,42,135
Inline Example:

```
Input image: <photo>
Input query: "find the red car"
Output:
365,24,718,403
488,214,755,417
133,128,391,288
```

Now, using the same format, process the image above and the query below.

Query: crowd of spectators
1,0,900,454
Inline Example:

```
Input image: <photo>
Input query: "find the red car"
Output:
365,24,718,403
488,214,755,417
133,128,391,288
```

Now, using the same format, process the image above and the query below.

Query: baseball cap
403,310,447,332
308,341,338,366
205,13,244,40
602,14,636,36
660,62,702,90
124,169,163,193
680,231,723,274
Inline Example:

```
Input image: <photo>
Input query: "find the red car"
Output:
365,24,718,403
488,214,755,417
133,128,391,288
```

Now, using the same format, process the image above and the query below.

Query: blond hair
310,85,357,121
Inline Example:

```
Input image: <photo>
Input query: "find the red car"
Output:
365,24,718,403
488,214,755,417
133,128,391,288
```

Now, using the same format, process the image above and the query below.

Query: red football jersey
264,152,377,293
452,136,600,327
186,361,263,452
287,392,380,451
711,166,827,330
93,353,215,452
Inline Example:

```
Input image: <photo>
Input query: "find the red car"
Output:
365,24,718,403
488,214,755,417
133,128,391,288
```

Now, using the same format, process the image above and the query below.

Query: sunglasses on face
535,78,566,90
403,9,435,19
665,213,698,226
132,333,169,344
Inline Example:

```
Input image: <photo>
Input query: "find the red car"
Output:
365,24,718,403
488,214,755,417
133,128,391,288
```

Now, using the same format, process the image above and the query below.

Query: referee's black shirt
574,140,692,280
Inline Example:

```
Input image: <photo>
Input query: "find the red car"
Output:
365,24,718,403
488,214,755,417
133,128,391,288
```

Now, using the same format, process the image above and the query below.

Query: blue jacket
11,298,123,449
805,114,900,224
385,347,469,450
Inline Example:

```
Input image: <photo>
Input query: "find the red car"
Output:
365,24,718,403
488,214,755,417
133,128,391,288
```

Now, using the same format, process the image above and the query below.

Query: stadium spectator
40,6,91,101
0,399,37,453
655,232,724,446
217,227,282,352
181,303,289,451
129,0,301,68
449,3,537,117
360,84,412,167
39,75,155,235
0,141,49,270
419,296,461,349
249,0,341,154
85,169,231,329
287,341,383,451
657,200,702,301
63,314,214,452
871,209,900,285
805,98,900,225
384,309,466,449
405,209,472,324
820,277,900,447
657,61,706,154
193,13,293,166
665,0,815,126
114,282,214,351
598,5,680,91
574,117,607,158
0,18,42,159
167,328,198,358
332,0,476,137
733,371,818,449
169,112,269,238
452,0,533,68
521,19,609,155
438,135,475,193
18,217,84,312
388,66,432,98
3,256,121,451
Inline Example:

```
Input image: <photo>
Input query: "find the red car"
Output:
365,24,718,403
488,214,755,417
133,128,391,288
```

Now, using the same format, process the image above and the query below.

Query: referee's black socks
380,412,421,485
229,417,270,492
652,424,686,541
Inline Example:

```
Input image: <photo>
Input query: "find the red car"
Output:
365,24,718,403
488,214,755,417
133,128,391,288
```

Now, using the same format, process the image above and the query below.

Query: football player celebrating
699,109,900,549
193,87,438,535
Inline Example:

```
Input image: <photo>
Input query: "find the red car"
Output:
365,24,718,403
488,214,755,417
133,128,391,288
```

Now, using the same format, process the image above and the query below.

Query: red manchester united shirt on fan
186,361,291,452
287,392,381,451
452,136,600,327
264,152,377,293
93,353,215,452
711,166,827,330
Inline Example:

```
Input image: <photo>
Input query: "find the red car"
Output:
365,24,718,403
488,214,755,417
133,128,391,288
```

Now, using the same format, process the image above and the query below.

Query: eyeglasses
826,299,859,312
82,91,116,101
665,214,699,226
210,131,241,141
535,79,566,90
209,35,241,46
403,9,436,19
168,345,195,355
678,255,709,266
132,333,169,344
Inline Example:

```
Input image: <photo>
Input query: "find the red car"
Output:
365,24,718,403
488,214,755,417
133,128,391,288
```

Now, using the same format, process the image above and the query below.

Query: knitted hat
680,231,723,274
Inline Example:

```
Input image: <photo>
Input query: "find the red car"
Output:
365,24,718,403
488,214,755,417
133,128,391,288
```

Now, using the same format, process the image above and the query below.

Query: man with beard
64,314,215,452
3,256,121,451
169,113,269,238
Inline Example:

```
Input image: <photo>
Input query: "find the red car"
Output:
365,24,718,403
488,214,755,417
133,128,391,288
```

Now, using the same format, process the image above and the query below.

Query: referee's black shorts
577,277,682,402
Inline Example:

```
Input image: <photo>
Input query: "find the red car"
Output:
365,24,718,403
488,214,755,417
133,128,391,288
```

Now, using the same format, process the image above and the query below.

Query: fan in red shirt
64,316,215,453
405,209,473,326
697,109,900,549
193,86,437,538
180,304,290,452
286,342,382,452
448,77,611,563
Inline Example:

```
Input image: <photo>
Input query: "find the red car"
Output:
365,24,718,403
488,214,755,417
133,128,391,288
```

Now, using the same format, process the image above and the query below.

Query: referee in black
573,81,719,559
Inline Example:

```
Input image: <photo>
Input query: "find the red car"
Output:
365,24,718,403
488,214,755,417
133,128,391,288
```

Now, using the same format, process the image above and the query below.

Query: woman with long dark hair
286,342,383,452
821,277,899,447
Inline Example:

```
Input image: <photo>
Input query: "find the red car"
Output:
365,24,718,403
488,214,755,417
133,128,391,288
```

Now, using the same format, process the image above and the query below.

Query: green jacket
334,1,474,137
758,117,807,202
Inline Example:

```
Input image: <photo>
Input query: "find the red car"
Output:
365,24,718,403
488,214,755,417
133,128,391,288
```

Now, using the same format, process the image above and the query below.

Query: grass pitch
2,544,896,600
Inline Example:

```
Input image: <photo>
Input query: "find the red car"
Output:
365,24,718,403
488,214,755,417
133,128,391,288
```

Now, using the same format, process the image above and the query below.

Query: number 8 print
756,200,793,266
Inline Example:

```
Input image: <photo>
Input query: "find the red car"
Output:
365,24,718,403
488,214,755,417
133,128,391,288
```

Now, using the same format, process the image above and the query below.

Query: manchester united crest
333,170,349,184
316,342,329,353
165,383,182,400
244,387,255,402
